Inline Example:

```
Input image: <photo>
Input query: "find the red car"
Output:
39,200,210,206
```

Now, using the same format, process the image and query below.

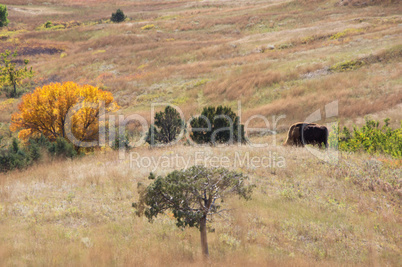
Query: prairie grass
0,144,401,266
2,0,400,127
0,1,401,264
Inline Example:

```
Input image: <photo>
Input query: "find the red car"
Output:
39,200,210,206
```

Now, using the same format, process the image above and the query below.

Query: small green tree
0,138,29,172
0,50,33,97
111,9,126,23
0,5,9,27
45,21,52,28
48,137,77,159
133,166,254,257
190,106,245,145
146,106,184,145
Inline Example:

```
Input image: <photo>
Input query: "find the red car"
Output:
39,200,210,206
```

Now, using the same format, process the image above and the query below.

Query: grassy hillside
0,0,401,266
0,146,401,266
0,0,401,128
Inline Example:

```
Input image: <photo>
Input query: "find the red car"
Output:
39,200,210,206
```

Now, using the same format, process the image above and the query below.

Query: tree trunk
13,83,16,97
200,214,209,258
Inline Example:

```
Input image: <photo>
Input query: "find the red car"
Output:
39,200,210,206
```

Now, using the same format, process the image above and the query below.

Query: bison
283,122,328,148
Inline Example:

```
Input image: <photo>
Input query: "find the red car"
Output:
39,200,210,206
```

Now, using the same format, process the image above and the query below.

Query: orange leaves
10,82,119,143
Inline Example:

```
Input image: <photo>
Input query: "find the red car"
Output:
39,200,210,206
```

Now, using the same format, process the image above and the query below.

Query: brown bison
284,122,328,148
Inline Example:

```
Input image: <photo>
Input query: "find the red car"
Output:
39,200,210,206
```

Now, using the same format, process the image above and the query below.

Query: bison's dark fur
284,122,328,148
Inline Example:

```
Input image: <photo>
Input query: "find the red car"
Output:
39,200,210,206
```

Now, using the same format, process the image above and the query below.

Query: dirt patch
9,6,70,16
301,68,330,79
20,46,63,56
1,45,63,57
336,0,398,7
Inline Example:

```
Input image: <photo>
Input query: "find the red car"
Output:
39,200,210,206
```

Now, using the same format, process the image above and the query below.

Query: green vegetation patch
0,136,77,173
136,92,166,103
332,119,402,158
329,45,402,73
37,21,82,31
141,24,156,30
155,14,181,21
172,96,188,105
329,60,364,72
330,28,364,40
0,29,26,40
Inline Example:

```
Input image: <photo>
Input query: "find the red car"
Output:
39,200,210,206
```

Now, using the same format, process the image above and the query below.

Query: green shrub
48,137,77,159
45,21,52,28
0,5,9,27
0,135,79,173
329,60,364,72
146,106,184,145
111,9,126,23
338,118,402,158
28,141,41,161
190,106,245,145
0,138,29,172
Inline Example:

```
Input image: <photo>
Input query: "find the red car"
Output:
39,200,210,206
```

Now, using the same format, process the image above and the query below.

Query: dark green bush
0,135,79,173
190,106,245,145
0,138,29,172
45,21,52,28
28,142,41,161
0,4,9,27
111,9,126,23
48,137,77,159
146,106,184,145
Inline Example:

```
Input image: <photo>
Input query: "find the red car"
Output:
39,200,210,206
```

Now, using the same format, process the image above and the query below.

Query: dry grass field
0,0,401,266
0,145,401,266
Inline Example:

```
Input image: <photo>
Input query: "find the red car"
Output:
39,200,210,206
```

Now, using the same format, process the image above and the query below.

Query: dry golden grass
0,144,401,266
1,0,400,123
2,0,400,128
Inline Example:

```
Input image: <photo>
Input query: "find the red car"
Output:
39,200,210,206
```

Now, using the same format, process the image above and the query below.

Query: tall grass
0,144,401,266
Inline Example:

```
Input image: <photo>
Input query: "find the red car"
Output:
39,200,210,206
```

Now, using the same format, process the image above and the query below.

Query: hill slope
0,0,401,129
0,0,401,266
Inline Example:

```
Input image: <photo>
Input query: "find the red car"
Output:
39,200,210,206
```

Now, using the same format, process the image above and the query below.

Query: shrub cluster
145,105,245,146
0,136,77,173
337,119,402,158
190,106,245,145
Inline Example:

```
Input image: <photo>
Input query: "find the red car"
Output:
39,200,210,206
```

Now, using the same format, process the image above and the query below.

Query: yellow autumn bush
11,82,119,143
